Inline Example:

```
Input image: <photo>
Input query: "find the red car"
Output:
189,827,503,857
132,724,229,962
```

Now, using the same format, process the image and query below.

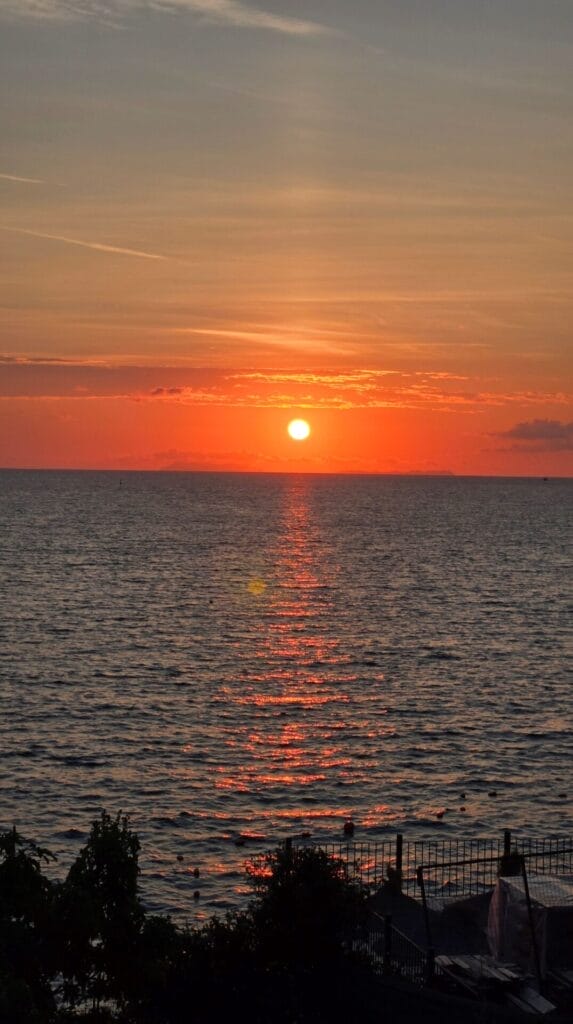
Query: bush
248,843,367,970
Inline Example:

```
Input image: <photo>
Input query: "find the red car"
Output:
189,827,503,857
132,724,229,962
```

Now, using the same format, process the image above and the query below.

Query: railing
416,834,573,906
516,836,573,877
355,911,438,987
401,837,505,899
292,832,573,901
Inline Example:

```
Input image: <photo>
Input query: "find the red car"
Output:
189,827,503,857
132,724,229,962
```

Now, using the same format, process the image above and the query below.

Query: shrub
248,844,367,971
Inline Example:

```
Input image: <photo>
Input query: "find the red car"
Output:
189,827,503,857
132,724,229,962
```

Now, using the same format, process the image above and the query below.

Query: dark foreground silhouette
0,813,383,1023
0,814,537,1024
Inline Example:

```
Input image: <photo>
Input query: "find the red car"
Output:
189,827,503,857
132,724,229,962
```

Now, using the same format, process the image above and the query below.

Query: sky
1,0,572,474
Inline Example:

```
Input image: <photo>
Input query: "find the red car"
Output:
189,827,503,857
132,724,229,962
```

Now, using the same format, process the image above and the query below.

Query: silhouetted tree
0,828,56,1023
248,843,367,971
57,812,143,1013
0,820,380,1023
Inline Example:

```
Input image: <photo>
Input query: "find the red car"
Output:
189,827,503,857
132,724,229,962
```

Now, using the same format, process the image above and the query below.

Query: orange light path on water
171,476,406,922
210,479,393,822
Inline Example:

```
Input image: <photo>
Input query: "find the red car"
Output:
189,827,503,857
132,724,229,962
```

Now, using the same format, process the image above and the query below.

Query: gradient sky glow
1,0,572,474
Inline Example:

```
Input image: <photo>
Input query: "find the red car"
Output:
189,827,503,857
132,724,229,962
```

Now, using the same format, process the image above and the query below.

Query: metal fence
401,837,506,898
516,836,573,877
415,834,573,903
292,831,573,901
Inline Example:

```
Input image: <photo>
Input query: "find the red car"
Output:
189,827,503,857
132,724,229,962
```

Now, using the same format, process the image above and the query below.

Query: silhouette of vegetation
55,812,143,1013
0,814,378,1024
247,843,367,970
0,827,56,1023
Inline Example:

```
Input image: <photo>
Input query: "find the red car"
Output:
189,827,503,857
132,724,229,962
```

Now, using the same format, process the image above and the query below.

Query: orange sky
1,1,572,475
2,361,570,475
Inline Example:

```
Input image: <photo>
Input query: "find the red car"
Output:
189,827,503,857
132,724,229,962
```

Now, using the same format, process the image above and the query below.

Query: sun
287,418,311,441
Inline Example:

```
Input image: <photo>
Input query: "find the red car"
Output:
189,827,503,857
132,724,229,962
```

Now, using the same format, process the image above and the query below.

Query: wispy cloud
146,372,571,414
1,226,167,261
159,0,329,36
2,362,570,417
0,354,110,365
173,325,360,358
233,370,399,394
1,0,330,36
0,173,44,184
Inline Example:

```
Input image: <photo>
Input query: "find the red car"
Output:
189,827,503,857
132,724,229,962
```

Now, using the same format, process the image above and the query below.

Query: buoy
193,890,200,900
193,867,200,878
488,790,498,798
177,854,184,862
343,819,355,836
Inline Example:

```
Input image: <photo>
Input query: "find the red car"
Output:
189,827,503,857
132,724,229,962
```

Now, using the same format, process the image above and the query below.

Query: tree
0,828,56,1023
57,812,143,1012
248,843,367,970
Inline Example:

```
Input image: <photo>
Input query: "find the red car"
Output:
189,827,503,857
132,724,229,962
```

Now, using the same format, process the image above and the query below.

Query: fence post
499,830,520,877
426,946,435,985
395,833,403,892
383,914,393,973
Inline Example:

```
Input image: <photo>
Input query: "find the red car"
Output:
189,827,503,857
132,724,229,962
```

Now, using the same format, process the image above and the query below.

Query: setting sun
287,418,311,441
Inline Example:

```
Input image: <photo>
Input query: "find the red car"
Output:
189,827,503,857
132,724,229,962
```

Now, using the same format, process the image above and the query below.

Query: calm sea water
1,471,571,919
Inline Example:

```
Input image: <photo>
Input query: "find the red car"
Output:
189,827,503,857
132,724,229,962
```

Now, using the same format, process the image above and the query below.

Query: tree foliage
57,812,143,1011
248,843,367,970
0,828,57,1023
0,818,376,1024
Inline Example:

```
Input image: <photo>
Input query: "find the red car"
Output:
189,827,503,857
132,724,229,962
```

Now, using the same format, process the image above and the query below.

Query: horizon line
0,467,568,480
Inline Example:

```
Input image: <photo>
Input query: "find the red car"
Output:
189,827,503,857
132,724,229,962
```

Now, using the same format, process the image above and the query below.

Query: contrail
0,173,44,184
1,226,167,261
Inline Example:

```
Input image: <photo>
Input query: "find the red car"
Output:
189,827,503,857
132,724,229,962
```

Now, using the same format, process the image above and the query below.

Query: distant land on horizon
2,466,571,481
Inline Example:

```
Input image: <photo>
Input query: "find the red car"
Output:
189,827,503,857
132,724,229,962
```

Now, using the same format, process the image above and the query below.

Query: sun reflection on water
214,479,357,820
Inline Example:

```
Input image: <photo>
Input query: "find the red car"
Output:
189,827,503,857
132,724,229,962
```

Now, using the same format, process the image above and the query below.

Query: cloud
158,0,329,36
2,362,570,419
1,226,167,261
0,173,44,184
1,0,329,36
174,326,356,358
234,370,400,391
0,355,109,365
496,419,573,451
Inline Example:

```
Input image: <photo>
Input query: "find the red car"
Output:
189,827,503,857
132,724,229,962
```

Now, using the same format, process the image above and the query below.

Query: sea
1,470,571,921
